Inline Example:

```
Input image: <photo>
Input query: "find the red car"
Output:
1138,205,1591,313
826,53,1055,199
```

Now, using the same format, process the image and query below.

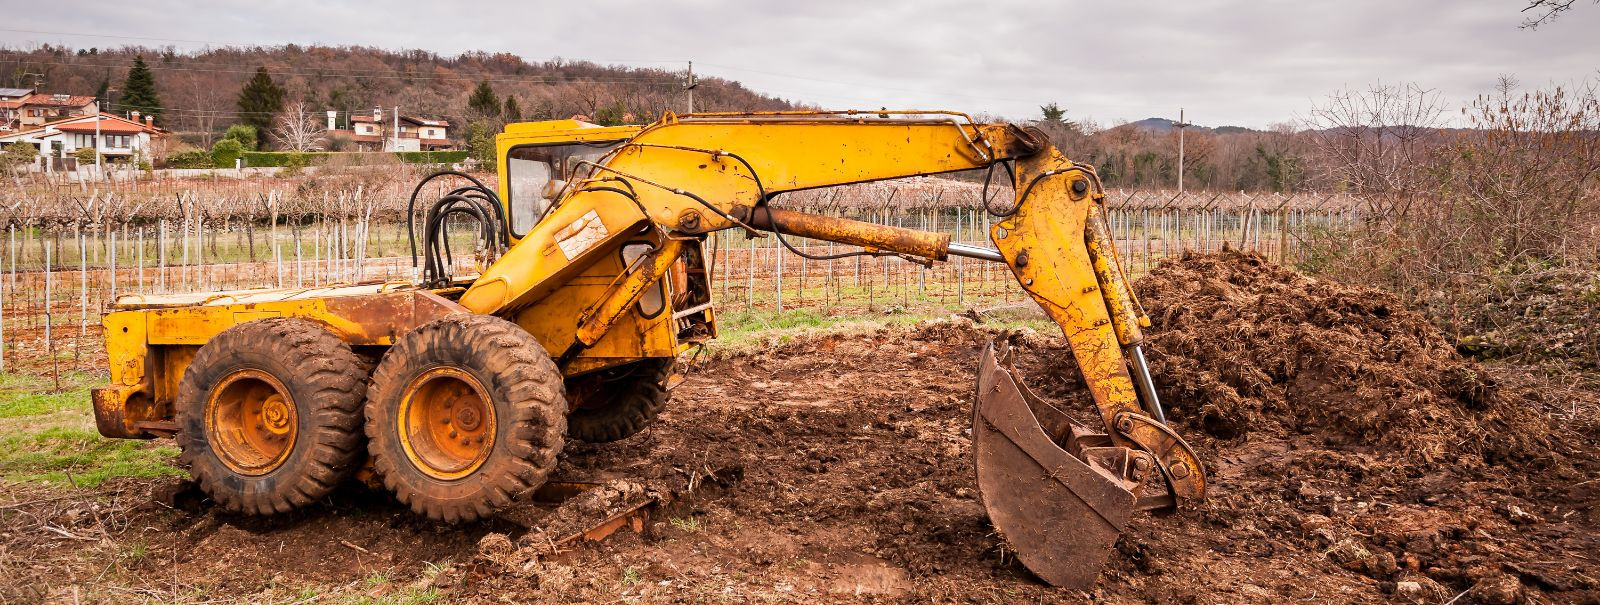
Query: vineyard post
180,201,191,290
45,240,57,391
312,228,321,287
746,234,754,309
774,228,783,313
271,192,282,288
825,234,834,313
78,228,87,349
7,224,14,294
717,233,728,302
293,217,303,287
158,219,166,290
918,208,928,299
197,211,207,290
109,230,117,303
957,207,965,306
798,233,807,308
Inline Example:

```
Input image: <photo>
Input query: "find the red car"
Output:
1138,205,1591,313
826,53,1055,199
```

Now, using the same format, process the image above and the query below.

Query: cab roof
499,119,643,144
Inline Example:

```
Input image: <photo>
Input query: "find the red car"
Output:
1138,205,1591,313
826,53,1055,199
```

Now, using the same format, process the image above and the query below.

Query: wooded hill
0,44,797,145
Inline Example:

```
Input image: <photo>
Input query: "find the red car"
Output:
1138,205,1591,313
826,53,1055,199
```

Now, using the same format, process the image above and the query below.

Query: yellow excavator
92,110,1205,588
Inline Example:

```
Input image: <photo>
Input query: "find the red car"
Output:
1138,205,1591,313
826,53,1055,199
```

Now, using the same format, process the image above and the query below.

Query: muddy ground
3,252,1597,604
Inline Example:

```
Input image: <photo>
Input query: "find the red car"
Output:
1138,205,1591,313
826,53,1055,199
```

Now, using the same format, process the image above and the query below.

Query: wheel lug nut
449,430,458,439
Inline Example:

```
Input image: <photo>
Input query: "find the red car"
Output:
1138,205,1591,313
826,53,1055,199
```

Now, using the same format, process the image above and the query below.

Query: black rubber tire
364,314,567,523
566,359,673,443
175,318,369,515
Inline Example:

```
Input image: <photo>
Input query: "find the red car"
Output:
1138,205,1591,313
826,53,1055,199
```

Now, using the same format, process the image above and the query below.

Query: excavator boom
469,111,1207,587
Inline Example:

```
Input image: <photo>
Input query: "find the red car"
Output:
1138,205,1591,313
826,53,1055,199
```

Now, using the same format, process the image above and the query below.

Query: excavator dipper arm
462,111,1204,588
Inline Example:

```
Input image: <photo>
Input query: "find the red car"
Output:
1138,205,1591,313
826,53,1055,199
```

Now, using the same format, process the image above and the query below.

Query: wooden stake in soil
46,240,58,391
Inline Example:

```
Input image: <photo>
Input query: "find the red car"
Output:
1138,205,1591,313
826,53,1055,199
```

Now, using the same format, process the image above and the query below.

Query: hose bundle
406,171,510,288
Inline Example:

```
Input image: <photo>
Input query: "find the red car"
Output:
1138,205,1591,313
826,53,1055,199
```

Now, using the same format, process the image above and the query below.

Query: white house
0,112,166,171
329,107,454,152
0,90,100,132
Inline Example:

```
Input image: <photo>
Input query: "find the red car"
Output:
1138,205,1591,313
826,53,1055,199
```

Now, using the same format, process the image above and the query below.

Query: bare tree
1521,0,1597,28
270,102,327,152
1302,82,1447,204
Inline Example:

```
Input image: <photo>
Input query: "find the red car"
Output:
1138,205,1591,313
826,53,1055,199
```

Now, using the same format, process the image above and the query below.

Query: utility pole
1175,108,1191,193
391,106,400,152
682,61,699,114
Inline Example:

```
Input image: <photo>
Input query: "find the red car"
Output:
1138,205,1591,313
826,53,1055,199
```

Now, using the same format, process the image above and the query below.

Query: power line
0,50,689,81
0,55,688,87
0,28,690,66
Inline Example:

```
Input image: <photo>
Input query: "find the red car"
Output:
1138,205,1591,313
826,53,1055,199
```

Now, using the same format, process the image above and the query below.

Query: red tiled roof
352,115,380,123
23,93,96,108
0,113,160,139
421,138,454,147
56,121,148,135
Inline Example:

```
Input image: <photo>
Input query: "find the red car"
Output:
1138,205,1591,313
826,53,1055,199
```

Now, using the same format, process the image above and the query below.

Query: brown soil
3,251,1596,604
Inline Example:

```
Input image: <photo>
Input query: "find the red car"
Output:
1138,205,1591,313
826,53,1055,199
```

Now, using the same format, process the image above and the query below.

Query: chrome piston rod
1127,344,1166,424
947,242,1005,262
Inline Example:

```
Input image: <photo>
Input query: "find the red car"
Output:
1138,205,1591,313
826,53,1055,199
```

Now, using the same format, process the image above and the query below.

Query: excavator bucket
973,342,1143,589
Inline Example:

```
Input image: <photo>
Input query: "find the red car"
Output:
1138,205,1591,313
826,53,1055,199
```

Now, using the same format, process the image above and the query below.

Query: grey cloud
9,0,1598,127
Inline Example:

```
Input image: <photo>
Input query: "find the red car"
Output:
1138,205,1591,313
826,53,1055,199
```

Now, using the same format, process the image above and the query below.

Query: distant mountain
1121,118,1259,135
1128,117,1182,132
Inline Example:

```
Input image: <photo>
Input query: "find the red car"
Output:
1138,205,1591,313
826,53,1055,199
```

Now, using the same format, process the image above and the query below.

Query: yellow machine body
93,110,1205,589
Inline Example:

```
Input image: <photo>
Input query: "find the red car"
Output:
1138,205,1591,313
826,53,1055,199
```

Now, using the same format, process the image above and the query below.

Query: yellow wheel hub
399,367,497,480
206,369,298,476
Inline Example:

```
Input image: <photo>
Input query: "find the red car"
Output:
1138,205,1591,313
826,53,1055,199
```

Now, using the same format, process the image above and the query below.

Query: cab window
506,141,624,237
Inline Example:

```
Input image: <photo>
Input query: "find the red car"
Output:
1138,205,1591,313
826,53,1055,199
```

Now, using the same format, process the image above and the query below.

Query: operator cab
497,119,642,241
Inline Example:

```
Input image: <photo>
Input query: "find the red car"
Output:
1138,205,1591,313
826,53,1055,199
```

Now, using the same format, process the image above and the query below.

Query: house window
74,133,96,148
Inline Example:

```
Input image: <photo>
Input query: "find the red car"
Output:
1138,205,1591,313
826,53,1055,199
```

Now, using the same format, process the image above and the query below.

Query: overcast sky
6,1,1598,128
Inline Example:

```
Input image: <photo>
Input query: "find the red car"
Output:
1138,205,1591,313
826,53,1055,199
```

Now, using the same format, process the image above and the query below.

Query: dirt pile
1134,249,1553,468
1100,250,1597,603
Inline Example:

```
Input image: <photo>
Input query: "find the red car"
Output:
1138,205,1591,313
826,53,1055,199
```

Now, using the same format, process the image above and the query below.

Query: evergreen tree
119,55,162,122
1040,102,1066,123
503,95,522,121
236,67,286,143
93,77,109,105
467,121,496,172
468,80,500,119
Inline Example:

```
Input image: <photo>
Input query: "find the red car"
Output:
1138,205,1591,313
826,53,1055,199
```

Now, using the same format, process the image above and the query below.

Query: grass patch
0,426,182,486
709,304,1056,357
668,516,702,532
0,378,93,418
0,371,182,487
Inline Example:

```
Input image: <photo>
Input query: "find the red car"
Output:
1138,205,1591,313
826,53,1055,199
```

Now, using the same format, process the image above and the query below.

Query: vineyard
0,170,1368,377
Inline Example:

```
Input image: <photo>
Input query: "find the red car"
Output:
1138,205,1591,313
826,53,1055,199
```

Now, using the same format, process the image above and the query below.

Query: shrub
73,147,98,164
210,138,245,168
1,141,38,173
223,124,258,150
165,149,212,169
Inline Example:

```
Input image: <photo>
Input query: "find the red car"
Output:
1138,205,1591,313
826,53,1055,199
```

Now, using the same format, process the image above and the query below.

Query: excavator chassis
90,110,1207,589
